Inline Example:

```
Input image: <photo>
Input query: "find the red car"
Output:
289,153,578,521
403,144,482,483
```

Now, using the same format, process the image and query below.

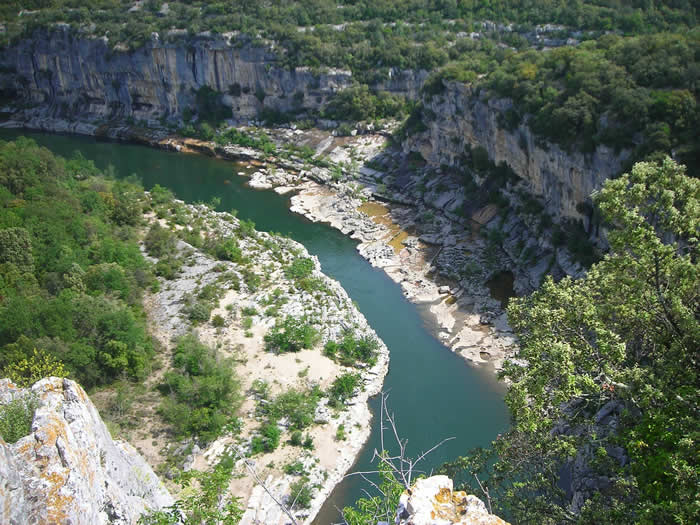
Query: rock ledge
0,377,173,525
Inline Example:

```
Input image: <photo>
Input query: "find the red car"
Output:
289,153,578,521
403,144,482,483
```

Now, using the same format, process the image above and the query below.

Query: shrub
211,314,225,327
0,395,38,444
289,430,303,446
284,257,314,281
241,306,257,316
302,434,314,450
159,335,241,442
323,332,379,367
250,423,281,454
289,477,313,509
1,348,66,387
284,460,307,476
154,256,182,280
328,373,362,408
186,301,212,323
214,238,243,262
268,387,321,431
264,316,319,354
144,223,177,258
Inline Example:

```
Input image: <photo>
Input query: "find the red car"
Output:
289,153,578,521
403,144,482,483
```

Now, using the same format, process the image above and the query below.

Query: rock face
0,28,423,124
394,476,509,525
404,81,630,222
0,377,172,525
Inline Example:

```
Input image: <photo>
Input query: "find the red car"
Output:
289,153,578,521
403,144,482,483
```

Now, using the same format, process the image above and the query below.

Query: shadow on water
0,129,510,524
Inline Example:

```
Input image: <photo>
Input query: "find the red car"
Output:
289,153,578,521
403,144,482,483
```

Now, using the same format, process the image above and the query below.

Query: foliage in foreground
342,462,404,525
441,157,699,524
139,453,243,525
0,394,38,444
2,348,66,387
0,137,156,389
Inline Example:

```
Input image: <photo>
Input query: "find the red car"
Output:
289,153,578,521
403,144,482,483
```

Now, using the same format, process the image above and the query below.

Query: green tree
0,227,34,273
443,158,699,523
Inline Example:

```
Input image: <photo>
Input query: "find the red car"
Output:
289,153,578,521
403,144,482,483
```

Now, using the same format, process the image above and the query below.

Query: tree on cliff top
441,157,699,524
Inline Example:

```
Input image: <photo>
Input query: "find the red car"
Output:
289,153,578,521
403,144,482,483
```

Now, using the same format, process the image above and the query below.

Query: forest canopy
0,137,156,389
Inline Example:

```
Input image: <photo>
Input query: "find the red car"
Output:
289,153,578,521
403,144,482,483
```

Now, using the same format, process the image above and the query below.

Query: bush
1,348,66,387
144,223,177,258
250,423,281,454
214,238,243,262
289,430,303,446
302,434,314,450
323,332,379,367
284,460,307,476
0,395,38,444
264,316,319,354
186,301,212,323
284,257,314,281
267,387,321,431
159,335,241,441
328,373,362,408
289,477,313,509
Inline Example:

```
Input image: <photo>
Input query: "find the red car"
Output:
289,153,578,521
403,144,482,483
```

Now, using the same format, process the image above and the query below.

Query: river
0,129,509,523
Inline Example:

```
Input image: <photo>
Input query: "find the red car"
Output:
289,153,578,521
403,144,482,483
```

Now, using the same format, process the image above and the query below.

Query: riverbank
137,200,389,524
0,116,522,371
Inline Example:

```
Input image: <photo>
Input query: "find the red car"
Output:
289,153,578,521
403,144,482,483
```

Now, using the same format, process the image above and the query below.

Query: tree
0,227,34,273
443,158,699,524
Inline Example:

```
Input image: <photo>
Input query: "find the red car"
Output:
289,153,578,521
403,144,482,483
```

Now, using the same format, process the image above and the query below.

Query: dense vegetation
2,0,695,63
0,137,157,389
436,157,699,524
427,32,700,174
1,2,697,173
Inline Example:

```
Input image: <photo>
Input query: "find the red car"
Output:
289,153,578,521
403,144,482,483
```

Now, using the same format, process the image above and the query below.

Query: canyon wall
404,81,630,222
0,377,172,525
0,27,424,124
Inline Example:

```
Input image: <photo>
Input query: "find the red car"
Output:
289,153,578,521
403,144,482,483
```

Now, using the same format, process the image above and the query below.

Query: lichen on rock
394,475,509,525
0,377,173,525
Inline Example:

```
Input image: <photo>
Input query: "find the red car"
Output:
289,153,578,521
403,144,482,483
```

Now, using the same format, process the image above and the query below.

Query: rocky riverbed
0,116,530,370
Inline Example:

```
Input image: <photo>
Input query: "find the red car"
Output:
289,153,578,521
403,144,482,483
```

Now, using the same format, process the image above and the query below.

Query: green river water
1,130,509,523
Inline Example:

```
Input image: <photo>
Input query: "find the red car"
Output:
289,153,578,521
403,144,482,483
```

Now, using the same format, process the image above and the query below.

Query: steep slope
0,377,173,525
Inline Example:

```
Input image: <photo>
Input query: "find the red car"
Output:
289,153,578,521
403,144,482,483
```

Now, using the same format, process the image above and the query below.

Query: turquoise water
0,130,509,523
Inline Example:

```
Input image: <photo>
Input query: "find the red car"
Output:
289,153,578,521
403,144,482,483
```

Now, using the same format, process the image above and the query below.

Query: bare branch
234,449,299,525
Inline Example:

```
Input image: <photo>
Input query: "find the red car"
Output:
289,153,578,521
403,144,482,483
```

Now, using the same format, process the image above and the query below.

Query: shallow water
1,129,509,523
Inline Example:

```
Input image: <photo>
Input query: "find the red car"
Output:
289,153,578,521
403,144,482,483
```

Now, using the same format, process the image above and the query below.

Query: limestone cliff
0,377,172,525
392,476,509,525
404,81,630,222
0,28,423,124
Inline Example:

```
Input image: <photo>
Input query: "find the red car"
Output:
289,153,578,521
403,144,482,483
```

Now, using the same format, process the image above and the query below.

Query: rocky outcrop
0,27,350,122
0,377,172,525
393,476,509,525
0,28,425,125
404,81,630,222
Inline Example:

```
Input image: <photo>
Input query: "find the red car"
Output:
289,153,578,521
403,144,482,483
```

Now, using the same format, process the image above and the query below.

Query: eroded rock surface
395,476,509,525
0,377,172,525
